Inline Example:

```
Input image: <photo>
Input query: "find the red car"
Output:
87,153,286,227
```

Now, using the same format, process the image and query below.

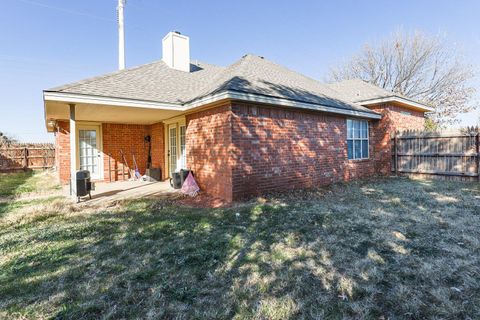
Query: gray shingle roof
327,79,407,103
46,55,378,115
48,60,225,104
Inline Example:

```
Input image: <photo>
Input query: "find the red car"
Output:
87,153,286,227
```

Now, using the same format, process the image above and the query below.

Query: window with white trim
347,119,369,160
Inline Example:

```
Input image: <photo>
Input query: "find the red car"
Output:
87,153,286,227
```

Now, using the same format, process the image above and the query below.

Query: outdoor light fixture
47,119,57,129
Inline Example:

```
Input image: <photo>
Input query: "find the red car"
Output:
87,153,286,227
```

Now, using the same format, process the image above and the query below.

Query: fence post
394,131,398,175
476,127,480,182
43,148,48,169
23,147,28,171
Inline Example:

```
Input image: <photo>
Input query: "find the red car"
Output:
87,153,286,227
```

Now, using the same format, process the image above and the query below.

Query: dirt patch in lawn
177,192,232,208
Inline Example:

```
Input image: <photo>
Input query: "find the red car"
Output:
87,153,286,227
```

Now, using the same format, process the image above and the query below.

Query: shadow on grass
0,201,27,219
0,178,479,319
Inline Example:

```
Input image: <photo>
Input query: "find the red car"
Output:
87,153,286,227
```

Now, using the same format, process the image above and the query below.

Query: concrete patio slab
64,180,179,204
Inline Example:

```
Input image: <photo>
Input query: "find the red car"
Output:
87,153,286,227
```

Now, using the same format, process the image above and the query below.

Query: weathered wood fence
0,143,55,172
391,127,479,181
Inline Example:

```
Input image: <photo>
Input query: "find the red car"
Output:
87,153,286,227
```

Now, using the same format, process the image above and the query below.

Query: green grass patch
0,171,60,197
0,177,479,319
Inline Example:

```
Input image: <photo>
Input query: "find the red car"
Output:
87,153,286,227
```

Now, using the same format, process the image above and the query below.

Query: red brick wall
186,104,234,202
54,102,425,202
55,122,159,184
369,104,425,131
150,122,166,180
368,104,425,175
55,121,70,183
229,102,376,200
102,123,150,182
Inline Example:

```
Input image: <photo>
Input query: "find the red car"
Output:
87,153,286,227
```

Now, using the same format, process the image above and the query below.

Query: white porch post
69,104,77,199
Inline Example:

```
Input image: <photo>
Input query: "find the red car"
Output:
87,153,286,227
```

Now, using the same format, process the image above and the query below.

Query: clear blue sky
1,0,479,142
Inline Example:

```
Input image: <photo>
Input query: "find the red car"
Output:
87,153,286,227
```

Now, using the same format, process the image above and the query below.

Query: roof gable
191,55,374,114
327,79,433,112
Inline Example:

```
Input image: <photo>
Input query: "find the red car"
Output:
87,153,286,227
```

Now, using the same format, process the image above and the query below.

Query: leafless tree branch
329,31,476,127
0,132,17,148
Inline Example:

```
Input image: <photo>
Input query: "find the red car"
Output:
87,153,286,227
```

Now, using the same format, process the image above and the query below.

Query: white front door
78,126,102,180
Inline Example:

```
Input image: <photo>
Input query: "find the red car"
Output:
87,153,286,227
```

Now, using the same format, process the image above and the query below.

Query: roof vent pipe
162,31,190,72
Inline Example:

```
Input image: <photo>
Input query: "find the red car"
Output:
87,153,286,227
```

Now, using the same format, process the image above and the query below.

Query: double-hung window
347,119,369,160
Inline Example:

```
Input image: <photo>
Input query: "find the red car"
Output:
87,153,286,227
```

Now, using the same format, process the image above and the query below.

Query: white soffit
44,90,382,121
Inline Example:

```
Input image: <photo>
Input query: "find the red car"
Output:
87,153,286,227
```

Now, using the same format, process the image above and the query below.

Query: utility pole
117,0,126,70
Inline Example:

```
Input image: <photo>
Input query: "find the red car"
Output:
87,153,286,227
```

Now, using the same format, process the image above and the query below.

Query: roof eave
43,90,382,121
184,90,381,119
43,98,55,132
356,96,434,112
43,91,184,111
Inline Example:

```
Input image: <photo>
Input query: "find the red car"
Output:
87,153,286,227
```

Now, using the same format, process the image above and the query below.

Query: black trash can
75,170,93,202
170,172,182,189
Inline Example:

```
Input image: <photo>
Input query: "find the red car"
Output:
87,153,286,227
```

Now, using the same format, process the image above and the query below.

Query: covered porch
44,96,189,199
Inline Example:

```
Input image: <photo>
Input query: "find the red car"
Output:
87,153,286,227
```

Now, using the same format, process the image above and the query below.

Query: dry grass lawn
0,171,479,319
0,171,60,198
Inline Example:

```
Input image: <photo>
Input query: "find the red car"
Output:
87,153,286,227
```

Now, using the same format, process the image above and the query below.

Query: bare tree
0,132,17,147
329,31,476,127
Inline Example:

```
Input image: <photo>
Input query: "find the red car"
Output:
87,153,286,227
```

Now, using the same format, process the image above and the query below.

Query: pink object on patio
181,172,200,197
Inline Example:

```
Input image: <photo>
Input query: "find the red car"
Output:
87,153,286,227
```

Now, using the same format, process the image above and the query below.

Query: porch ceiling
45,101,184,131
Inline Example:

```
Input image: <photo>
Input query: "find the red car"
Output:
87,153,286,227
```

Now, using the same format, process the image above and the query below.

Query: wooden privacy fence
0,143,55,172
391,127,479,181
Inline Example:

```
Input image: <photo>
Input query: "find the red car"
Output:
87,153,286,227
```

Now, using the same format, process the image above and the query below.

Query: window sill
348,158,370,163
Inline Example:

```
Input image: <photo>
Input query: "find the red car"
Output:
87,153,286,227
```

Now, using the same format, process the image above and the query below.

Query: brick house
43,32,432,202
